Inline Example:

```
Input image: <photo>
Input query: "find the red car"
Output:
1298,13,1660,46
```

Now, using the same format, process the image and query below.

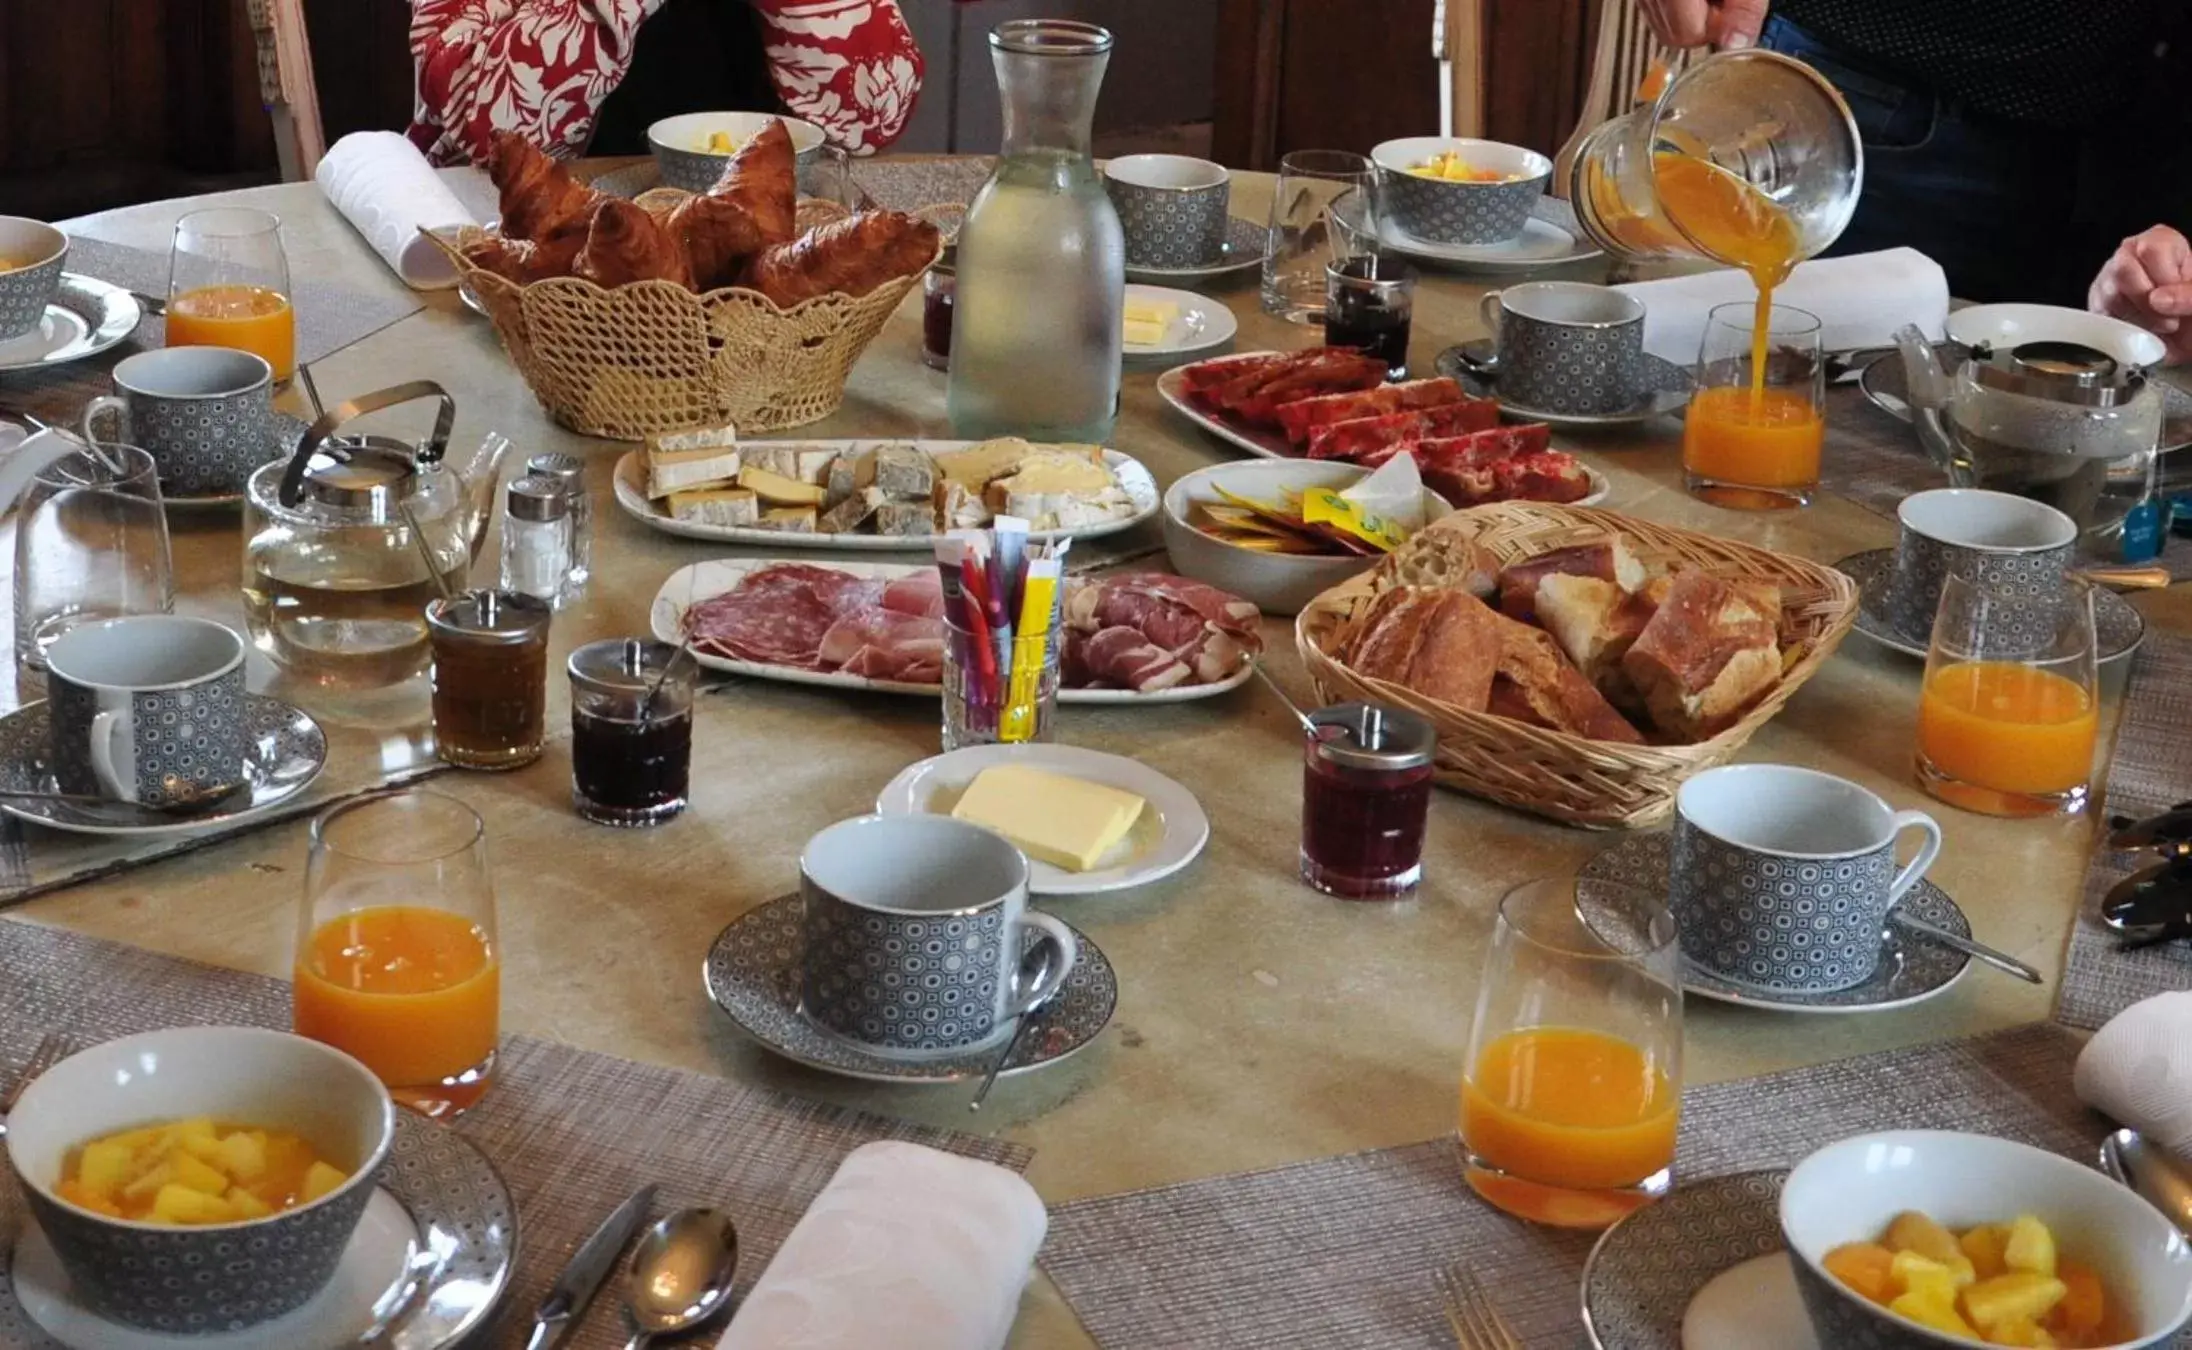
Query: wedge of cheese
757,505,817,532
931,437,1035,490
739,465,829,507
950,765,1145,872
646,424,741,498
984,449,1120,523
665,486,759,527
742,445,838,486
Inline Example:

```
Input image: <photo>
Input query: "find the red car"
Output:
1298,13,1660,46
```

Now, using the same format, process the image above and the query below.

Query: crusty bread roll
1486,611,1643,744
1496,538,1647,623
1619,570,1781,740
1338,588,1500,713
1373,519,1501,598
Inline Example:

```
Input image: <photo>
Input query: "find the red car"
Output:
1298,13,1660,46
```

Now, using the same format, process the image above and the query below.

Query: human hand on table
1639,0,1769,50
2089,224,2192,366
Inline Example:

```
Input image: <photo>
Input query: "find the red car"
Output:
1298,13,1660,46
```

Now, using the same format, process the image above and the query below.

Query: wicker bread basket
431,198,941,440
1295,503,1861,829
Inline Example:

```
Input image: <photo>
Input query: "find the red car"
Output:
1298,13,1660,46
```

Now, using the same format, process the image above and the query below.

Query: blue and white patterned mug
799,814,1078,1059
1105,154,1231,270
1883,488,2077,646
1479,281,1646,416
45,615,247,806
1670,765,1942,994
82,347,276,499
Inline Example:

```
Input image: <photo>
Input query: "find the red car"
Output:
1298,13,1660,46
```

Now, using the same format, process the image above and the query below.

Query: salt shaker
499,474,571,606
526,452,590,587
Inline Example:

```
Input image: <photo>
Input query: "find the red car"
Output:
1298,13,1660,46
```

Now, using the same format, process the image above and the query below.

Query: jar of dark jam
1300,701,1436,899
922,250,956,371
567,638,694,828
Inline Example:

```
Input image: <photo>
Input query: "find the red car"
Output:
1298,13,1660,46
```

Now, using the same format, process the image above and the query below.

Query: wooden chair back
1551,0,1696,195
246,0,326,180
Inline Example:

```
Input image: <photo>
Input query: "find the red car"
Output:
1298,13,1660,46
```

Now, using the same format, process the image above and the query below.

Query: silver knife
524,1183,659,1350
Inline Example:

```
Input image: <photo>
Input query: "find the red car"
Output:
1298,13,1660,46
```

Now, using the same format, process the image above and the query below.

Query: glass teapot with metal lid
242,381,511,690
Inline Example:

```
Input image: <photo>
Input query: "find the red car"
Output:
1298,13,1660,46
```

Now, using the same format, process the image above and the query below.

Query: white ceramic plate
875,743,1210,895
1123,283,1236,364
612,442,1159,550
1375,196,1600,273
1945,303,2169,369
649,558,1257,704
0,275,142,372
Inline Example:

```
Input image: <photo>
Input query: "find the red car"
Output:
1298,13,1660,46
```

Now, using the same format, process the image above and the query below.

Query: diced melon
1889,1211,1967,1266
75,1139,135,1199
121,1161,175,1201
300,1161,347,1203
2049,1261,2105,1342
172,1151,230,1196
1824,1242,1898,1305
1891,1289,1979,1338
224,1185,274,1220
2003,1215,2058,1278
1964,1273,2068,1331
215,1130,267,1182
149,1182,233,1225
1961,1223,2011,1281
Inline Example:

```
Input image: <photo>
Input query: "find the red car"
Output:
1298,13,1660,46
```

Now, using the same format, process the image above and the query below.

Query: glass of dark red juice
922,250,956,371
1300,701,1436,899
1324,256,1417,380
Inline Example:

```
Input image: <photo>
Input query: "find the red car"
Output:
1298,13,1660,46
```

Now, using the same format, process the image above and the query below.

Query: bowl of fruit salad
1782,1130,2192,1348
647,110,827,193
3,1026,394,1334
1371,137,1551,247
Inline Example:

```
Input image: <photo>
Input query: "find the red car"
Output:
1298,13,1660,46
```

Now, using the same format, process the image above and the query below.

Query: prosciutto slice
881,567,945,618
819,607,945,679
1303,398,1501,461
1066,626,1193,691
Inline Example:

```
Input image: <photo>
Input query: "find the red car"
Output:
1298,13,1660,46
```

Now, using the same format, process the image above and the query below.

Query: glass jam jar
1301,702,1436,899
922,250,956,371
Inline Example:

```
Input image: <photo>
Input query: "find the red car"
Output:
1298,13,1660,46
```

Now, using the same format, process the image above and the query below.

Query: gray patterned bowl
647,111,825,194
4,1026,395,1334
1782,1130,2192,1349
1372,137,1550,246
0,217,67,343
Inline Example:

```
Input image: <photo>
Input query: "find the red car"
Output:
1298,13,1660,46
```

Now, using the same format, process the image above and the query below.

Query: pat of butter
1122,316,1168,347
950,765,1145,872
1122,298,1176,347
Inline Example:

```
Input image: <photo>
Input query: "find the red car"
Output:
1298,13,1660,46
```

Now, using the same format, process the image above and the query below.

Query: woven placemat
2059,631,2192,1029
1044,1022,2146,1350
0,236,424,427
0,917,1030,1348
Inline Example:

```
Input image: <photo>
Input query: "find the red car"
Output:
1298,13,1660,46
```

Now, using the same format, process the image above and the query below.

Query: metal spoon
1247,659,1316,735
1886,912,2042,984
620,1208,739,1350
2102,1129,2192,1236
970,941,1065,1114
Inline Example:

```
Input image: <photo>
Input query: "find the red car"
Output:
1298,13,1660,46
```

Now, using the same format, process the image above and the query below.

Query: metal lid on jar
506,473,568,522
425,588,552,644
526,452,585,488
298,438,417,513
1971,340,2142,408
567,637,686,694
1307,701,1436,772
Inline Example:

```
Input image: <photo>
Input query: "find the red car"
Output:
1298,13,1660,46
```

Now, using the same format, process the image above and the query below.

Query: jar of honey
1300,702,1436,900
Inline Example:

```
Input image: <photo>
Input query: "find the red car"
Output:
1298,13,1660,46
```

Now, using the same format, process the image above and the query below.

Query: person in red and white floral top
407,0,926,167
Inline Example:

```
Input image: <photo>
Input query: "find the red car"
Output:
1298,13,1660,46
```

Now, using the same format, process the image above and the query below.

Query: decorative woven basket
1295,503,1861,829
430,198,940,440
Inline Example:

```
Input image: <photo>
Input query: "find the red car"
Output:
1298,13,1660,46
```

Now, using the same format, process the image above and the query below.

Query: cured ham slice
1303,399,1502,461
1273,377,1469,443
1209,349,1387,426
1067,626,1193,691
1097,574,1262,643
880,568,945,618
819,607,945,677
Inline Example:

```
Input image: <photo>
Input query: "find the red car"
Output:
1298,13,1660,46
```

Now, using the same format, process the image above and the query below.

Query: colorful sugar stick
1002,559,1061,743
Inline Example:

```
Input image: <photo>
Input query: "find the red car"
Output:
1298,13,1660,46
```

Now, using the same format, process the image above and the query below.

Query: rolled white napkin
2074,991,2192,1163
716,1141,1046,1350
313,131,477,290
1613,247,1950,364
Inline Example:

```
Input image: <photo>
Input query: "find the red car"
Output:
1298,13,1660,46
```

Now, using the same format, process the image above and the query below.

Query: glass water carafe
947,19,1124,444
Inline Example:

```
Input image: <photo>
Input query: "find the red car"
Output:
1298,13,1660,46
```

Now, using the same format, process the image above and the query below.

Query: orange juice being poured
293,904,500,1117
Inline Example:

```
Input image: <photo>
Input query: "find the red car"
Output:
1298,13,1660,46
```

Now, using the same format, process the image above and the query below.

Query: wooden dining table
26,160,2190,1348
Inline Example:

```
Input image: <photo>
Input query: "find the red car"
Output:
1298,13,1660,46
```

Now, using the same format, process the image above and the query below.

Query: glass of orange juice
1460,877,1682,1230
1682,302,1824,511
167,208,295,381
1916,573,2099,818
293,788,499,1118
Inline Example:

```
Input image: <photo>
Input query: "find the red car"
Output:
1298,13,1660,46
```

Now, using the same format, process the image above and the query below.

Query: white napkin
715,1141,1046,1350
313,131,477,290
1613,247,1950,364
2073,991,2192,1163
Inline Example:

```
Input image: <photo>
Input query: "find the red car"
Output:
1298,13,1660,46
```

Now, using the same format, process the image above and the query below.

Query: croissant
743,211,940,308
573,199,695,289
489,132,607,242
704,119,798,246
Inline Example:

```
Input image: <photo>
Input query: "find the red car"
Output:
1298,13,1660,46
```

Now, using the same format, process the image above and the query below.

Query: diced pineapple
1891,1288,1979,1338
55,1178,122,1217
1962,1224,2012,1281
75,1139,134,1200
1889,1211,1967,1266
1982,1315,2057,1347
300,1160,348,1203
1892,1250,1965,1304
172,1151,230,1196
171,1117,217,1147
215,1130,267,1183
149,1182,234,1225
121,1160,175,1201
1824,1242,1899,1305
2003,1215,2058,1278
2048,1261,2105,1342
1964,1273,2068,1331
224,1185,274,1220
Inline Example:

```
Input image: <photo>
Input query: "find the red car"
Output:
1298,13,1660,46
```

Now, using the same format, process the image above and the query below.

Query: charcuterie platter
650,559,1260,704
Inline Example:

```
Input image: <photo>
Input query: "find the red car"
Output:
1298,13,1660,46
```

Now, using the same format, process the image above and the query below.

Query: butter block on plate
1123,296,1177,348
950,765,1144,872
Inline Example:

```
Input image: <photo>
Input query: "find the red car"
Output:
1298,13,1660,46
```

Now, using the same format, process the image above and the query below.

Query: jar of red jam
922,251,956,371
1301,702,1436,899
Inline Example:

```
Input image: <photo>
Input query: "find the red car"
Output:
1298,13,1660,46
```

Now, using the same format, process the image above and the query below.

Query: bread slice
1497,538,1648,623
1346,590,1444,684
1619,570,1782,741
1486,611,1643,743
1532,573,1648,692
1377,527,1501,599
1401,592,1499,709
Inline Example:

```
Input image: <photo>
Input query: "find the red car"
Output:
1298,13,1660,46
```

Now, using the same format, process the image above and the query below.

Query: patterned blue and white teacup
45,615,247,807
1479,280,1647,417
1105,154,1231,270
81,347,276,499
1670,765,1942,994
1883,488,2078,647
799,814,1078,1058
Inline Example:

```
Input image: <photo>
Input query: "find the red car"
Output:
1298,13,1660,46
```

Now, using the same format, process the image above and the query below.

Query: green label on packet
1300,489,1407,552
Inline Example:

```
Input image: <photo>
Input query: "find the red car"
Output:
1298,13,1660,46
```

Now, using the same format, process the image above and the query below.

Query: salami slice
683,564,885,669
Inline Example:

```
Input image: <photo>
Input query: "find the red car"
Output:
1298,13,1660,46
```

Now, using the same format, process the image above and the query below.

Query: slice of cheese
738,465,828,507
984,449,1120,519
930,437,1035,490
646,426,742,498
743,445,838,485
665,486,758,527
757,505,817,532
949,765,1145,872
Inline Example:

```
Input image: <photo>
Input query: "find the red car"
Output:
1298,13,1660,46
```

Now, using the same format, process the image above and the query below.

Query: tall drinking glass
1916,574,2099,818
1460,877,1682,1230
1682,302,1824,511
13,443,174,672
168,207,296,381
1262,150,1379,324
293,789,500,1118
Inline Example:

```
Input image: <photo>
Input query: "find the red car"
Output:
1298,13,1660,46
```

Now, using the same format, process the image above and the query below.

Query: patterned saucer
0,695,326,836
1124,217,1266,287
704,893,1118,1085
1376,196,1602,274
5,1110,517,1350
1437,341,1692,429
1579,834,1971,1015
0,276,141,374
1836,549,2147,665
164,412,309,510
1581,1170,1817,1350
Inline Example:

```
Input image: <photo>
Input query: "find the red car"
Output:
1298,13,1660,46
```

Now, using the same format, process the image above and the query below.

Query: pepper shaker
525,452,591,588
499,474,571,607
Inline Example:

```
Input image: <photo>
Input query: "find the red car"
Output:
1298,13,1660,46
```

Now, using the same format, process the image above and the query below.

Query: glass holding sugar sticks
939,521,1067,751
